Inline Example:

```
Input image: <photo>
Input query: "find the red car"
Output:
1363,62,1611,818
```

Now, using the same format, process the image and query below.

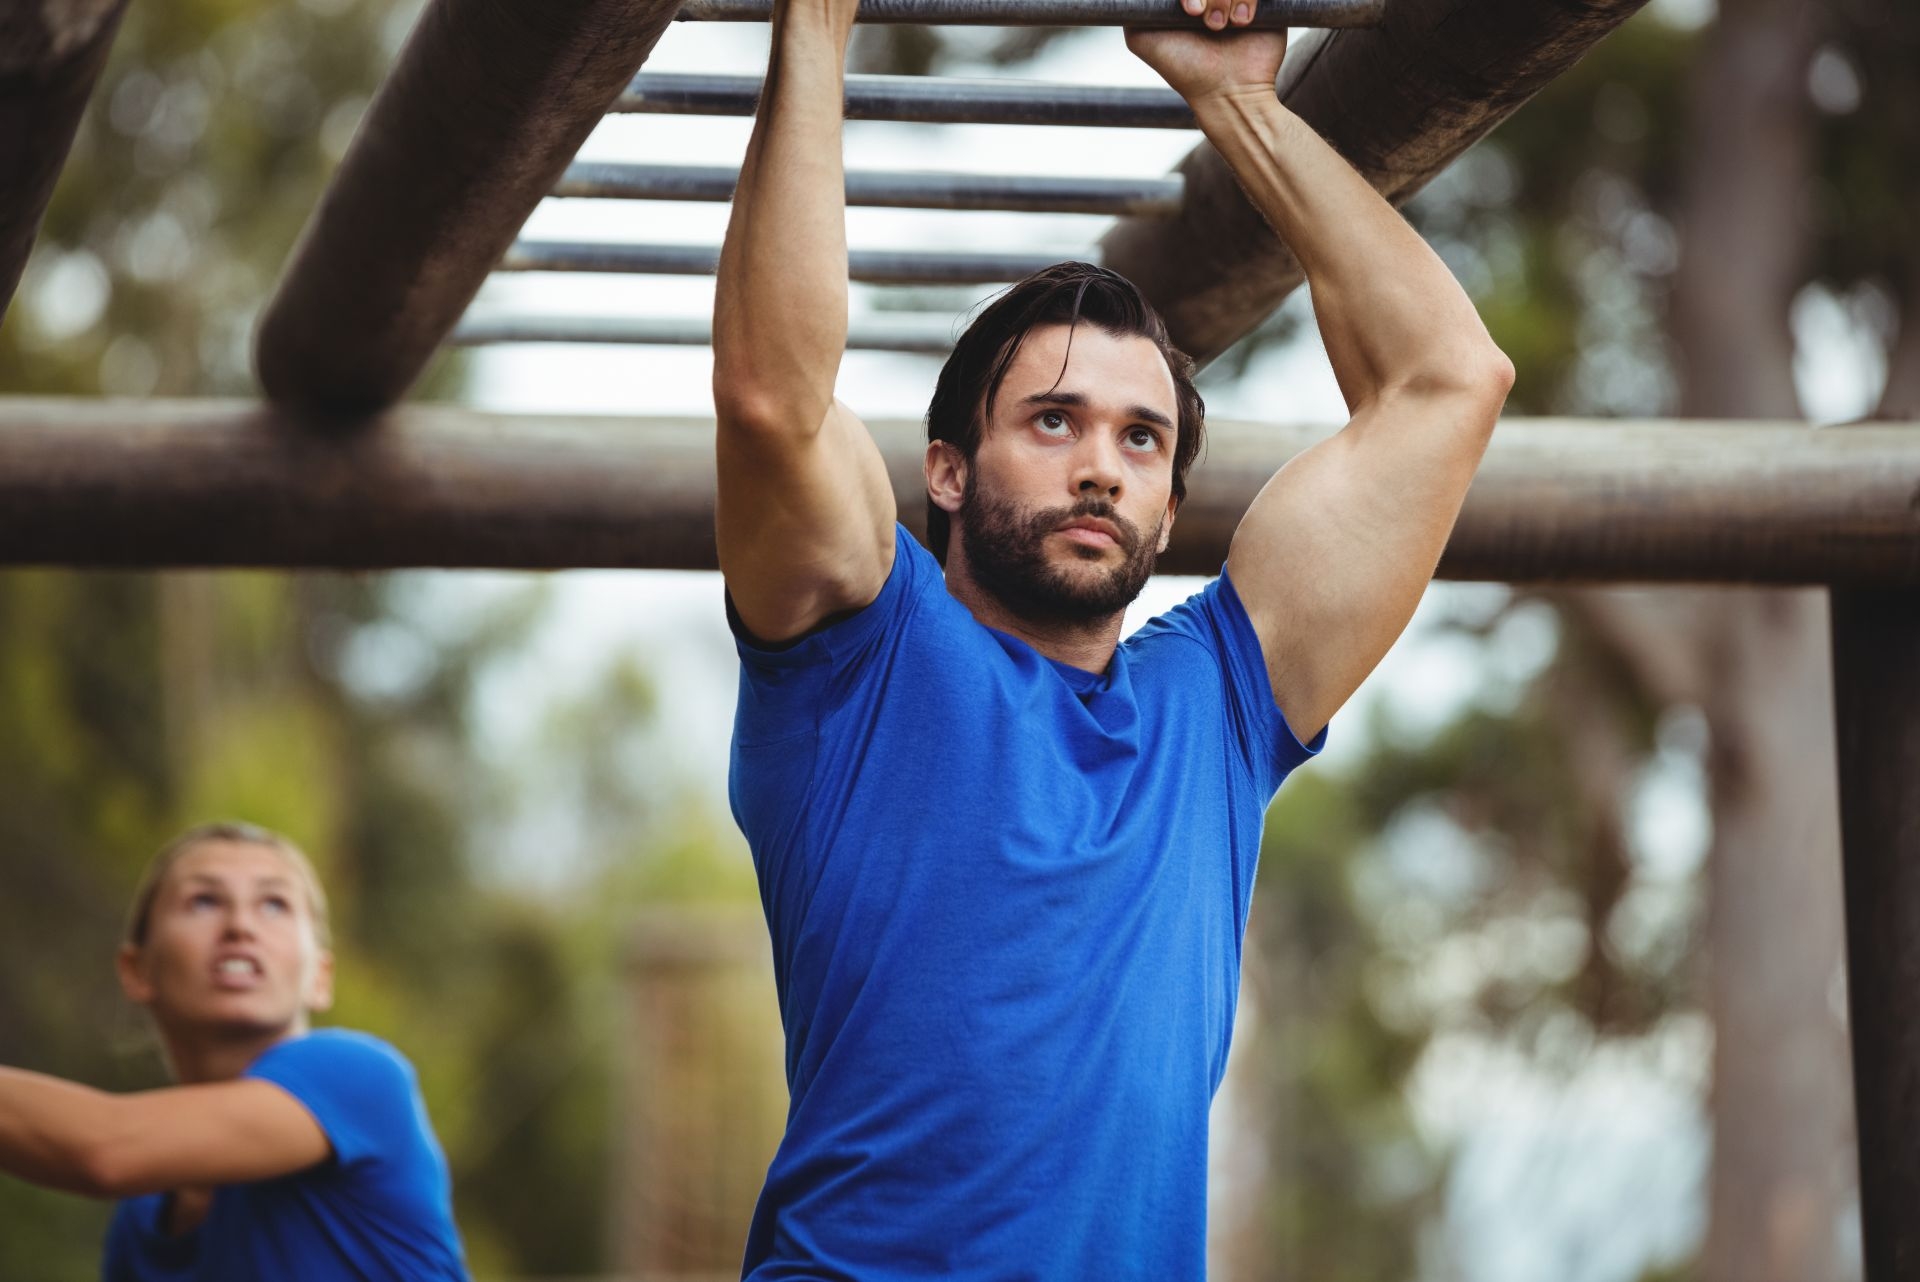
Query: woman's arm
0,1066,330,1198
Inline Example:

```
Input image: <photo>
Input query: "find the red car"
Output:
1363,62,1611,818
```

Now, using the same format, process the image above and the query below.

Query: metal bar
2,399,1918,583
501,241,1067,285
451,314,959,353
675,0,1379,26
1831,587,1920,1280
0,0,132,319
252,0,685,416
1101,0,1653,365
555,161,1185,216
616,71,1197,128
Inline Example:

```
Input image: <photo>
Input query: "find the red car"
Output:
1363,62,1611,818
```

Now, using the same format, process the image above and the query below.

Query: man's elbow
1392,343,1513,428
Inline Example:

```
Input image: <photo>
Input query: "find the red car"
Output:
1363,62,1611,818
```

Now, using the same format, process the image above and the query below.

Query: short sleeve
1133,567,1325,796
244,1031,419,1172
728,524,941,742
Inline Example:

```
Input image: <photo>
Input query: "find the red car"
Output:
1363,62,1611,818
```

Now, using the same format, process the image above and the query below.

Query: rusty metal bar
675,0,1379,26
554,161,1184,216
252,0,685,416
1831,587,1920,1280
616,72,1196,128
2,399,1917,583
0,0,131,319
1101,0,1653,365
500,241,1065,285
618,71,1195,127
450,313,958,352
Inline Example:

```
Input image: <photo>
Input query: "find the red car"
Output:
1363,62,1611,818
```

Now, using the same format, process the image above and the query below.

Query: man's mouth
1058,518,1121,549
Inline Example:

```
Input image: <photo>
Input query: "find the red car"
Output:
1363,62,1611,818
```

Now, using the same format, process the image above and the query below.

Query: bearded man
709,0,1513,1274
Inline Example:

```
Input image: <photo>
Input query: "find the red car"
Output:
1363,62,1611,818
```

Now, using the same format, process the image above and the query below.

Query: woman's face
119,840,333,1040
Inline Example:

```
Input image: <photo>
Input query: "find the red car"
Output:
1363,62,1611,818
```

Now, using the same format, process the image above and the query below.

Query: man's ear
1157,496,1178,554
925,441,968,515
116,944,154,1007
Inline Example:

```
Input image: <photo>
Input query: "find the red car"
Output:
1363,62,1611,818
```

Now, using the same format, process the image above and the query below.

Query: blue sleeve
728,523,940,742
243,1031,422,1172
1135,567,1325,797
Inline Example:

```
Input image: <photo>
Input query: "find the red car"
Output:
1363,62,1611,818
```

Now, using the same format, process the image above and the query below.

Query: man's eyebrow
1018,390,1175,431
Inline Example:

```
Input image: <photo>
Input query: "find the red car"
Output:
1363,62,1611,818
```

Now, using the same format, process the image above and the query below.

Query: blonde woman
0,822,468,1279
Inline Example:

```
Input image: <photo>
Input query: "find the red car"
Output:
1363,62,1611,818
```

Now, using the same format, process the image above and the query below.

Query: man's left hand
1126,7,1285,107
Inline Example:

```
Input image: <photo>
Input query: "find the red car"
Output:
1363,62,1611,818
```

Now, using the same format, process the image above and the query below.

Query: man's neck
943,560,1125,675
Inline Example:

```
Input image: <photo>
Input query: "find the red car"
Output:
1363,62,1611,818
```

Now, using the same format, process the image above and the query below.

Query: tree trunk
1670,0,1855,1278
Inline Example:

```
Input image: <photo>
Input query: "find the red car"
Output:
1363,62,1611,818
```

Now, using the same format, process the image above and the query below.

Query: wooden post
1830,588,1920,1280
1100,0,1651,364
0,0,131,318
1,398,1918,583
252,0,684,415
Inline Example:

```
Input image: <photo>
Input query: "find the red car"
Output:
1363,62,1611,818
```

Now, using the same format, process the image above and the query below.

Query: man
710,0,1513,1274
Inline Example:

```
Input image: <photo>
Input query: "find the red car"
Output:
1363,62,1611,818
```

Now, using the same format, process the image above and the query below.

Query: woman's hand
1125,15,1287,111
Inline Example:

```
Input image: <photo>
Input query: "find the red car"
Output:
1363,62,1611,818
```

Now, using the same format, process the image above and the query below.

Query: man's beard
957,476,1163,625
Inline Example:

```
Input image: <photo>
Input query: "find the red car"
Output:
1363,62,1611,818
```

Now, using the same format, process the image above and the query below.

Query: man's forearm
0,1067,115,1195
1194,89,1508,411
712,2,858,433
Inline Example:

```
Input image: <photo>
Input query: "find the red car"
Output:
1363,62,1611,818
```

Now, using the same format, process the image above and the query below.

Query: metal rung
676,0,1379,26
553,162,1183,215
501,241,1069,284
451,314,959,353
616,72,1197,128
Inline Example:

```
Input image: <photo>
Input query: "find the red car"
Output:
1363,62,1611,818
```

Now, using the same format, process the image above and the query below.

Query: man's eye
1127,427,1160,450
1036,411,1070,435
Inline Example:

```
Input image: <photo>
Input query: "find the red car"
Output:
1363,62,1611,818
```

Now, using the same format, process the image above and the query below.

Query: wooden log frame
1102,0,1654,365
251,0,686,416
0,397,1916,584
1831,588,1920,1278
0,0,132,320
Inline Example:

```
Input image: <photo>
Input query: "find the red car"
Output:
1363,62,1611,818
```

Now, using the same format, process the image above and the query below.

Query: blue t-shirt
729,524,1323,1281
103,1029,468,1282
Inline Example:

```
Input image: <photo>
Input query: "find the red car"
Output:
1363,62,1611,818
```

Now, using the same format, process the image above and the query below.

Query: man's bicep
94,1080,331,1196
717,399,898,645
1228,400,1490,739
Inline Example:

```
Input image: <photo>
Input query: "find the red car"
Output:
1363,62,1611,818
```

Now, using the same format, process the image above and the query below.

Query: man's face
952,323,1180,623
120,840,333,1040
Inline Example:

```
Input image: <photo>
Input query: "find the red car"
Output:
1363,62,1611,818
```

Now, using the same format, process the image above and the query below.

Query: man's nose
1072,434,1123,499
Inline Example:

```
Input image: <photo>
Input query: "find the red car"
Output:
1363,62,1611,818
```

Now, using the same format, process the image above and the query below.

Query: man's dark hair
924,261,1206,562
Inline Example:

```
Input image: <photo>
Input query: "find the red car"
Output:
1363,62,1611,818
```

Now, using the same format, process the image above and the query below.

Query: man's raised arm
1130,21,1515,744
712,0,897,644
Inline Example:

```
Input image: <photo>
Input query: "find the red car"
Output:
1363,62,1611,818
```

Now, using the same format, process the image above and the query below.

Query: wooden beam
1100,0,1652,365
1831,587,1920,1279
0,0,131,320
0,398,1916,583
252,0,683,416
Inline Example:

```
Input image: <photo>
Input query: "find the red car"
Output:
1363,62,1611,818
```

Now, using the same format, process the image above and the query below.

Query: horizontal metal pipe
675,0,1378,26
554,161,1184,215
500,240,1067,285
616,71,1196,128
2,399,1916,585
251,0,685,414
451,313,958,352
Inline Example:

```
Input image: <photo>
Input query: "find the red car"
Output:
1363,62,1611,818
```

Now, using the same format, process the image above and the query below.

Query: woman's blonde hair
124,821,332,951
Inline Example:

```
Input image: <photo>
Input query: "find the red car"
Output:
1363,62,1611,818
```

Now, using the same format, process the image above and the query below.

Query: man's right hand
712,0,896,644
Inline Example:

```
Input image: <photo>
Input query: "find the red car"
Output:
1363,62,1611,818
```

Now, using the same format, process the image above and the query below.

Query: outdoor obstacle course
3,0,1918,1274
